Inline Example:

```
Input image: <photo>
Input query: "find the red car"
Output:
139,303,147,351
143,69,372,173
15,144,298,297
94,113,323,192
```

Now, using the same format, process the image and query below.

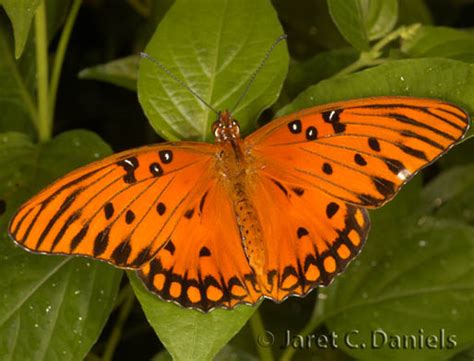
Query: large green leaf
279,58,474,120
129,273,257,361
327,0,398,51
138,0,288,142
0,130,122,361
401,26,474,63
319,167,474,361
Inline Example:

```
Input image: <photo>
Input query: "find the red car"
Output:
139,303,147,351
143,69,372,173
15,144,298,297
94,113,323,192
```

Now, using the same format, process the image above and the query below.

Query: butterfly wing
247,97,470,207
245,96,469,301
250,176,370,301
137,175,261,311
8,143,218,269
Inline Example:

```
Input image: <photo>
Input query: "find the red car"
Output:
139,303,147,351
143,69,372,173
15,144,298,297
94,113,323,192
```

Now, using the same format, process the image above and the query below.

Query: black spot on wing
354,154,367,166
125,210,135,224
332,122,346,133
322,163,333,175
322,109,342,123
368,137,381,152
292,187,305,196
149,162,163,177
322,109,345,133
326,202,339,219
159,150,173,164
156,202,166,215
104,202,114,219
199,246,211,257
111,241,132,265
184,208,195,219
117,157,139,184
297,227,309,239
164,240,175,255
305,126,318,140
93,228,110,256
288,119,302,134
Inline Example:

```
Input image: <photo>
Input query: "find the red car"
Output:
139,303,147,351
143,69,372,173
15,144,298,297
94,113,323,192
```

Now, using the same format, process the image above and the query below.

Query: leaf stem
34,1,51,142
101,285,135,361
49,0,82,124
334,23,421,78
250,310,274,361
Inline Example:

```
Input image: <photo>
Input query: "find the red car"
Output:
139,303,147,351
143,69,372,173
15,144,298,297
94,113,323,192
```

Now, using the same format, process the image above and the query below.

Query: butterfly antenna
140,52,220,116
231,34,288,114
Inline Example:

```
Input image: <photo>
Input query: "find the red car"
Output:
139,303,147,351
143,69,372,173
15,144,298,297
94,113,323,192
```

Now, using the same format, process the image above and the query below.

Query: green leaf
401,26,474,63
129,273,257,361
1,0,41,59
279,58,474,118
284,48,358,100
320,168,474,361
421,164,474,225
398,0,433,25
327,0,398,51
0,130,122,361
138,0,288,142
79,55,139,92
0,15,37,135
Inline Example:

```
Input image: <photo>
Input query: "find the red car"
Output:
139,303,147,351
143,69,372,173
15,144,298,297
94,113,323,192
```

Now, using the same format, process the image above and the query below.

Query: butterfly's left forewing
248,97,470,207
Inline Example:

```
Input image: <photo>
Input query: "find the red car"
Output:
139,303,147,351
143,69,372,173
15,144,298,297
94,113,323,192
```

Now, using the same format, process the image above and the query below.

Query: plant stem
334,24,421,78
49,0,82,124
250,310,274,361
34,1,51,143
102,286,135,361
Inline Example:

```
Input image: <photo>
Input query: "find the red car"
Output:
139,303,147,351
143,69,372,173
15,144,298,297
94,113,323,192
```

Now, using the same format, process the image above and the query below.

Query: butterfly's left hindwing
8,143,217,269
250,176,370,301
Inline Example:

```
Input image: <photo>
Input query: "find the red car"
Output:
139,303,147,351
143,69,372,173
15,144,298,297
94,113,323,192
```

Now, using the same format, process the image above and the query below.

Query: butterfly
8,96,470,312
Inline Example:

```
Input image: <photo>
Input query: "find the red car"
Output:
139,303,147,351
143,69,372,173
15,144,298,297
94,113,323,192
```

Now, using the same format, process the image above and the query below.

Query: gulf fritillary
8,96,469,312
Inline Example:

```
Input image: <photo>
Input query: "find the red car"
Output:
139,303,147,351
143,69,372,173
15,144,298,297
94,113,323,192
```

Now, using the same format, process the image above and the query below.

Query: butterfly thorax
213,111,266,279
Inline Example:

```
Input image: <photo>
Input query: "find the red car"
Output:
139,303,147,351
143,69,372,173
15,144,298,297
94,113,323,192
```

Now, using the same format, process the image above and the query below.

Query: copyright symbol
257,331,275,347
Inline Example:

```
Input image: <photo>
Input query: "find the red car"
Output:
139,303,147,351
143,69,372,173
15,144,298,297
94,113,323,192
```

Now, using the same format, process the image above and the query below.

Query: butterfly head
212,110,241,143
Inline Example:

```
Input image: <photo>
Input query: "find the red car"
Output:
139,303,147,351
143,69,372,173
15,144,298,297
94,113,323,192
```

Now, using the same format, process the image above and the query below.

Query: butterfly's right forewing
9,143,216,269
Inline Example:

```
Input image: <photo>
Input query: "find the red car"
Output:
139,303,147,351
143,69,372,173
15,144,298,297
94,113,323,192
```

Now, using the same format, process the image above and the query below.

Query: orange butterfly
7,96,469,312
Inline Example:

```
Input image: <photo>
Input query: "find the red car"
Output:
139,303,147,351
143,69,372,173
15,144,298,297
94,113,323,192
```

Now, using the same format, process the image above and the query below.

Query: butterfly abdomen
215,137,266,279
231,181,266,277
